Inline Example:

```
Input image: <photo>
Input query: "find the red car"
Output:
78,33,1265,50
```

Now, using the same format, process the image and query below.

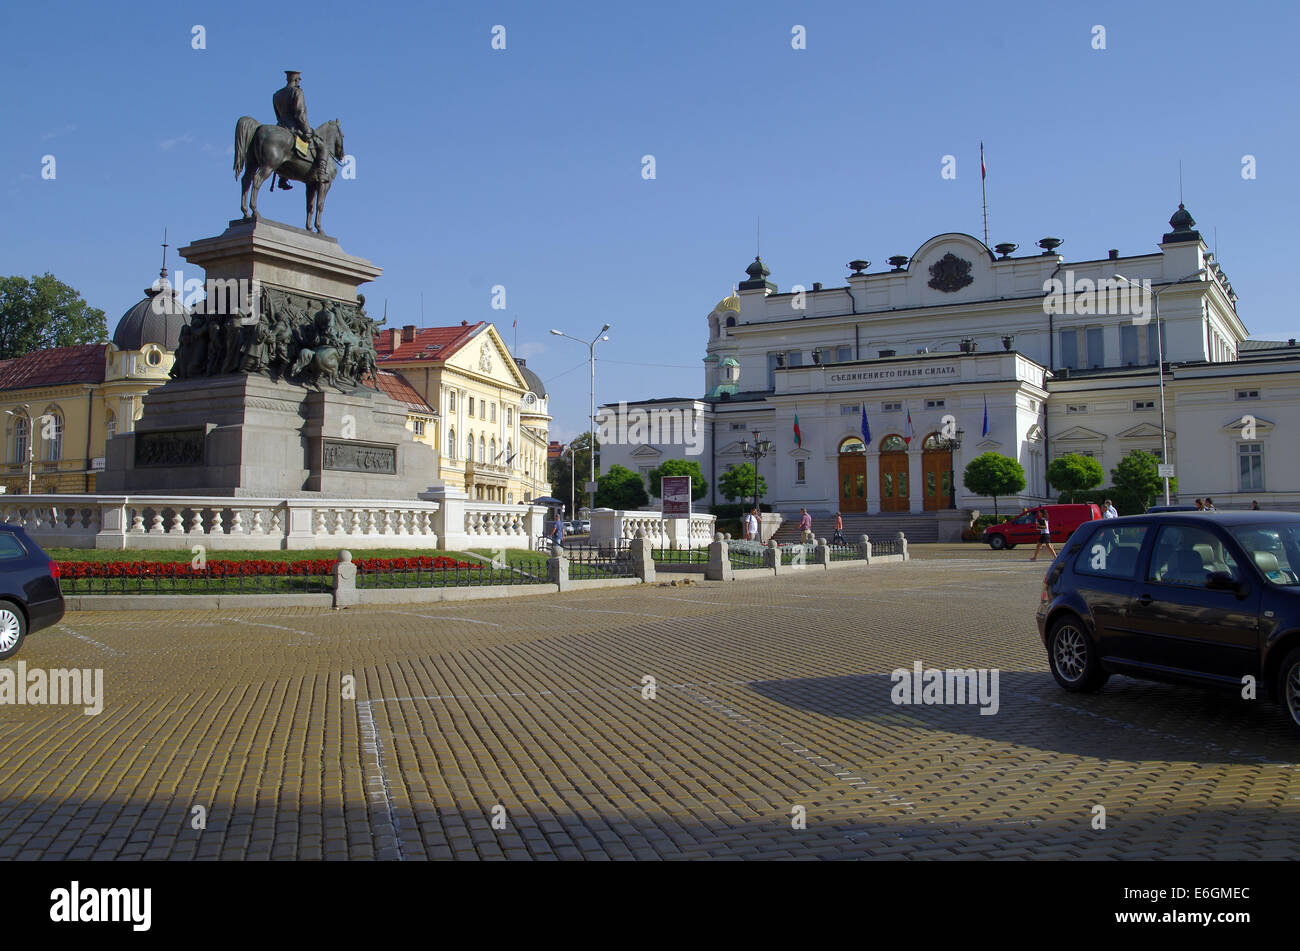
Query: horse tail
233,116,259,178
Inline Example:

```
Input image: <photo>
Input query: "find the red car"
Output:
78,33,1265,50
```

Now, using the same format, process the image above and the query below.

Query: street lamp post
550,324,611,515
562,444,576,519
739,430,773,511
4,405,33,494
1113,269,1206,506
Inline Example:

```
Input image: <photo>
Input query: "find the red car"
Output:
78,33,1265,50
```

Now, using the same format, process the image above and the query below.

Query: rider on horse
272,71,329,191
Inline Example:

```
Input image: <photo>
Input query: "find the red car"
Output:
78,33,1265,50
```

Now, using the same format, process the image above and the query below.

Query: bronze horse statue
234,117,345,233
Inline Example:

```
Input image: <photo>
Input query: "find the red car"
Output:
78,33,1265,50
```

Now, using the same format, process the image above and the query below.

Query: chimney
388,328,401,349
402,324,416,343
1108,249,1119,260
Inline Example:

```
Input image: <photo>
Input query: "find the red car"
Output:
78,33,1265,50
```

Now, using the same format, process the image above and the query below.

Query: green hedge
708,502,774,519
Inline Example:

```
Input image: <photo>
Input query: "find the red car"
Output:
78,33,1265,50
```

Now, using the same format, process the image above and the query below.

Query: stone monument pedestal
100,216,440,500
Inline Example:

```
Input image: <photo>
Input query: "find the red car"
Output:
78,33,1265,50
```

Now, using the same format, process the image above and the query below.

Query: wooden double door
922,447,953,511
838,454,867,512
879,451,909,512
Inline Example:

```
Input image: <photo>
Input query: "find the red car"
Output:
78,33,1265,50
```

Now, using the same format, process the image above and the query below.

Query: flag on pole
980,141,986,180
904,404,914,445
982,395,990,438
793,412,802,448
860,404,871,444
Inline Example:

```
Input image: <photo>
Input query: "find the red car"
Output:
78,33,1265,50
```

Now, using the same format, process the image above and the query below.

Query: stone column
907,448,924,513
421,485,466,551
866,451,881,515
813,537,830,568
630,530,655,582
858,534,872,564
765,539,782,575
898,530,909,560
705,532,733,581
547,546,570,591
332,549,358,608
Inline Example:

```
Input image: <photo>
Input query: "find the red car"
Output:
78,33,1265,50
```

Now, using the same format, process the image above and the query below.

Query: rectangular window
1074,524,1148,580
468,397,475,417
490,403,497,422
1235,389,1260,401
1086,327,1104,368
882,401,902,413
787,351,804,367
506,408,512,426
729,422,748,431
925,399,945,409
1066,404,1087,414
836,346,852,362
1120,325,1139,366
1058,330,1078,370
840,405,858,416
877,349,896,358
1239,442,1264,490
412,419,426,435
767,352,781,390
796,460,806,483
1132,400,1155,411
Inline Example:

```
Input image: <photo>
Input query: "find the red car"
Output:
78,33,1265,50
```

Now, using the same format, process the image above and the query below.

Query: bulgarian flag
793,412,803,448
904,404,914,445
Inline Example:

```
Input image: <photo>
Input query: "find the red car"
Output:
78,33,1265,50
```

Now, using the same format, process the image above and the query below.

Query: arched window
490,437,496,463
838,436,865,454
881,434,907,452
725,315,736,328
105,409,117,439
506,440,513,467
478,435,485,462
466,431,474,462
922,433,948,451
447,427,456,460
41,407,63,462
11,414,30,464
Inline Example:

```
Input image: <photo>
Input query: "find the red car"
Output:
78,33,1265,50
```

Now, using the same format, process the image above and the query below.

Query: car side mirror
1206,570,1250,599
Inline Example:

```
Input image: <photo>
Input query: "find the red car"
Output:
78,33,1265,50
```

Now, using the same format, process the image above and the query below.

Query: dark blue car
1037,511,1300,734
0,523,65,659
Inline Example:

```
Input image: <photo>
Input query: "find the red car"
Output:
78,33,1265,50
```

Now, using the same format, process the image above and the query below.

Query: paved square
3,548,1298,860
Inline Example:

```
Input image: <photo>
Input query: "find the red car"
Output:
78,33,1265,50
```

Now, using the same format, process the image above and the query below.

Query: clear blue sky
3,0,1296,441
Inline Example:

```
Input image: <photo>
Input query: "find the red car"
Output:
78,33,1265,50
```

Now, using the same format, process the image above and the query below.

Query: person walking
1203,497,1217,511
549,515,565,551
1251,500,1261,511
1103,499,1118,519
798,507,814,544
1030,510,1056,561
832,511,845,545
1194,499,1205,510
744,507,760,543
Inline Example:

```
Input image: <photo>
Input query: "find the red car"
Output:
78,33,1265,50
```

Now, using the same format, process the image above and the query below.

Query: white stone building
599,205,1300,527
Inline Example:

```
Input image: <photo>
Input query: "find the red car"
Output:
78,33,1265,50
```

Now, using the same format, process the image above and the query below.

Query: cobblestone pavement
3,547,1299,860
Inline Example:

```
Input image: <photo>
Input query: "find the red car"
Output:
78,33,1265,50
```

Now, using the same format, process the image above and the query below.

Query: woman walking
1030,510,1056,562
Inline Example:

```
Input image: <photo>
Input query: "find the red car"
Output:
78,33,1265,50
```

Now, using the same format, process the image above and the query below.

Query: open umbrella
529,497,565,507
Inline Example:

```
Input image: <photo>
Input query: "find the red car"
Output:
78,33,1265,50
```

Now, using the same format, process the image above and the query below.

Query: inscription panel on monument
134,429,205,467
322,439,396,474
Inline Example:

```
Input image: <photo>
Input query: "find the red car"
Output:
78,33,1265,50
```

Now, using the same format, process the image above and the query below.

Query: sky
2,0,1297,441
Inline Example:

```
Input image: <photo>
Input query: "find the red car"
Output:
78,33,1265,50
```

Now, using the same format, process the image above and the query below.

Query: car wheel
988,535,1006,550
1047,614,1108,693
1276,648,1300,735
0,600,26,661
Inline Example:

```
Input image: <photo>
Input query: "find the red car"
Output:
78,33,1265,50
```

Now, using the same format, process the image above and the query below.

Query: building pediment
788,447,811,460
446,325,528,390
1053,425,1107,442
1223,415,1274,435
1116,422,1166,439
628,444,663,458
975,438,1003,450
718,440,751,456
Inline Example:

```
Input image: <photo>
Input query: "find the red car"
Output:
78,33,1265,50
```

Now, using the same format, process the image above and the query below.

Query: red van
982,503,1102,550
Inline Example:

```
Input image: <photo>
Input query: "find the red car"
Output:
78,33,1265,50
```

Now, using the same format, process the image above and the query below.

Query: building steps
770,512,941,544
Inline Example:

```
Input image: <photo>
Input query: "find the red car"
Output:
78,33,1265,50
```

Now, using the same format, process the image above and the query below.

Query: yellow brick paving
2,548,1299,859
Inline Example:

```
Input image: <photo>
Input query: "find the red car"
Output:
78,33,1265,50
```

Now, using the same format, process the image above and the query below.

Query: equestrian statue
233,70,345,233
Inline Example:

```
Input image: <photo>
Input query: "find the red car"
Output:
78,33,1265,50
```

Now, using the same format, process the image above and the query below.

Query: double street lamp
550,324,611,515
4,405,33,495
739,430,773,511
1112,268,1207,506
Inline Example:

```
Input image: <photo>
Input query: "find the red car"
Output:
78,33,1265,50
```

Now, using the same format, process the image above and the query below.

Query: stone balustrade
0,495,443,551
588,509,717,549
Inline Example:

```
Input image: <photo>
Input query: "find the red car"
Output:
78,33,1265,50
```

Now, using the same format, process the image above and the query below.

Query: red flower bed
58,555,483,578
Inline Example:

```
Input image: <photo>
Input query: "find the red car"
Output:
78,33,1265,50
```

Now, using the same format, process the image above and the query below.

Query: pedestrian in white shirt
745,508,760,542
1103,499,1118,519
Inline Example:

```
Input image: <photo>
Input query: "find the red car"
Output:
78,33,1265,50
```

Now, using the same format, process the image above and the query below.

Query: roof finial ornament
159,227,169,283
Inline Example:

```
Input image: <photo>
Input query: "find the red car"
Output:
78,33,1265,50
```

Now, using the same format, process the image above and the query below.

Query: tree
0,273,107,359
1047,454,1104,502
1111,449,1177,509
718,462,767,505
962,452,1026,518
647,459,708,502
595,464,648,510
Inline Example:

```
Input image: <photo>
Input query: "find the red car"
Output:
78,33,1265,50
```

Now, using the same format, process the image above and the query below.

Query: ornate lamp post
550,324,611,514
739,429,773,511
1112,269,1206,506
935,427,964,508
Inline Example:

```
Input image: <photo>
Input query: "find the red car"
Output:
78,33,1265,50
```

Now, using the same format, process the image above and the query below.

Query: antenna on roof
420,292,424,328
1178,159,1183,205
756,216,761,257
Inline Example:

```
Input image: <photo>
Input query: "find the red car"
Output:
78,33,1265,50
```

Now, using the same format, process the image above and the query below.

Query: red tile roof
0,344,106,390
375,370,435,414
373,322,484,363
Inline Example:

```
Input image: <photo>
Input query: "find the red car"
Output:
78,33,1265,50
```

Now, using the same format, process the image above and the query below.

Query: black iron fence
829,544,862,562
59,571,334,596
356,558,548,588
870,537,904,557
727,546,767,570
652,547,709,565
563,540,636,580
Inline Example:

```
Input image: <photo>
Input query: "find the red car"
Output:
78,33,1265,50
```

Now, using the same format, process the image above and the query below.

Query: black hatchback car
1037,512,1300,733
0,523,64,660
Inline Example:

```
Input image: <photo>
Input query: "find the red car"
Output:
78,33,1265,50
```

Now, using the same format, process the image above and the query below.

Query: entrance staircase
770,512,941,544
